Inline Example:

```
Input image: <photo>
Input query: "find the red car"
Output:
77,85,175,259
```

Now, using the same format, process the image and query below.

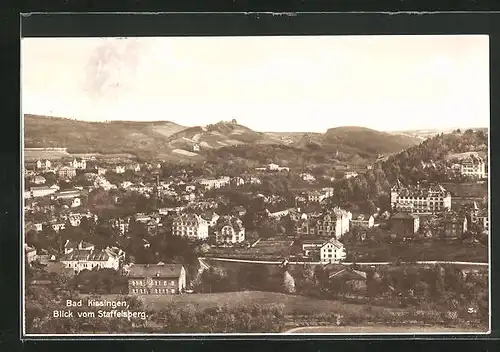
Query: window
171,289,175,294
163,280,167,286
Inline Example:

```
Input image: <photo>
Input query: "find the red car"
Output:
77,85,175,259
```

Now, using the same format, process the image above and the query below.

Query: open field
349,241,488,263
24,149,72,161
285,325,487,334
89,291,407,316
80,291,487,333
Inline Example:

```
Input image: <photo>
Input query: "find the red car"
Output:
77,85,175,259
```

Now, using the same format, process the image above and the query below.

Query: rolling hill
24,114,186,159
322,126,420,155
165,121,284,150
24,115,421,164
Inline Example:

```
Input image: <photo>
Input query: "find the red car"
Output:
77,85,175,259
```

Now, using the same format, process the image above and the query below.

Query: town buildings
198,176,231,190
344,171,358,179
115,165,126,174
390,213,420,235
295,207,351,239
350,214,375,229
36,159,52,170
28,185,59,198
110,217,131,236
172,213,209,240
25,244,37,263
127,263,186,295
214,215,245,245
32,175,46,185
57,166,77,179
441,214,468,238
301,238,346,263
390,181,452,213
71,158,87,170
460,154,487,179
60,241,123,274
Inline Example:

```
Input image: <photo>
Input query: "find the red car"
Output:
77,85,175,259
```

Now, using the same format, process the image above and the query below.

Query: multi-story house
460,154,487,179
128,164,141,172
301,238,346,263
295,207,351,239
115,165,126,174
390,180,452,213
390,213,420,235
60,243,124,274
57,166,77,179
231,177,245,187
71,158,87,170
344,171,358,179
36,159,52,170
201,211,220,227
172,213,209,240
29,185,59,198
300,173,316,182
198,176,231,190
32,175,46,185
469,202,489,231
50,221,66,233
267,208,295,219
307,190,324,203
440,214,468,239
25,244,37,263
96,167,107,175
110,217,131,236
350,214,375,229
214,215,245,245
55,189,81,199
127,263,186,295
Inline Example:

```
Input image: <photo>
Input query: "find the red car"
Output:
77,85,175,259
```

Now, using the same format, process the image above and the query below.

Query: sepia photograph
22,34,490,336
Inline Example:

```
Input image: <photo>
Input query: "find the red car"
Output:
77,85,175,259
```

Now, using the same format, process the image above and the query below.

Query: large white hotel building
390,180,452,214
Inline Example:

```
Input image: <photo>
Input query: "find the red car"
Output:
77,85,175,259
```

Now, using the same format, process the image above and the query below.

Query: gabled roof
322,238,344,249
127,263,184,278
328,268,367,280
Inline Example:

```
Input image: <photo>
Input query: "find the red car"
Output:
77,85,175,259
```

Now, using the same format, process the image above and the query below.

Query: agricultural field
24,149,72,161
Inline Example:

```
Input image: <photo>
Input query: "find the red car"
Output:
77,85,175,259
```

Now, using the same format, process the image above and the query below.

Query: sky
21,35,489,132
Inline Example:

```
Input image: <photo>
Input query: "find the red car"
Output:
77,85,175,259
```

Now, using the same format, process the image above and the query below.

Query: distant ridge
24,114,421,162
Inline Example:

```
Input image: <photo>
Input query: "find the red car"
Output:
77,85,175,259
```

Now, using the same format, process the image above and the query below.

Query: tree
283,271,295,293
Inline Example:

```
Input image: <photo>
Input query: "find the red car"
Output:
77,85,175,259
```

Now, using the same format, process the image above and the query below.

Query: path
284,325,487,334
200,257,488,266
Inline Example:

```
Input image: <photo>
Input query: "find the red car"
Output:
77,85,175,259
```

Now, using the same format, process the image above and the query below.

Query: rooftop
127,263,184,278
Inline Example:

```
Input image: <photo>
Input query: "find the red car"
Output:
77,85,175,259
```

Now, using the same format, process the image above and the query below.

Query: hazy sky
22,35,489,132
